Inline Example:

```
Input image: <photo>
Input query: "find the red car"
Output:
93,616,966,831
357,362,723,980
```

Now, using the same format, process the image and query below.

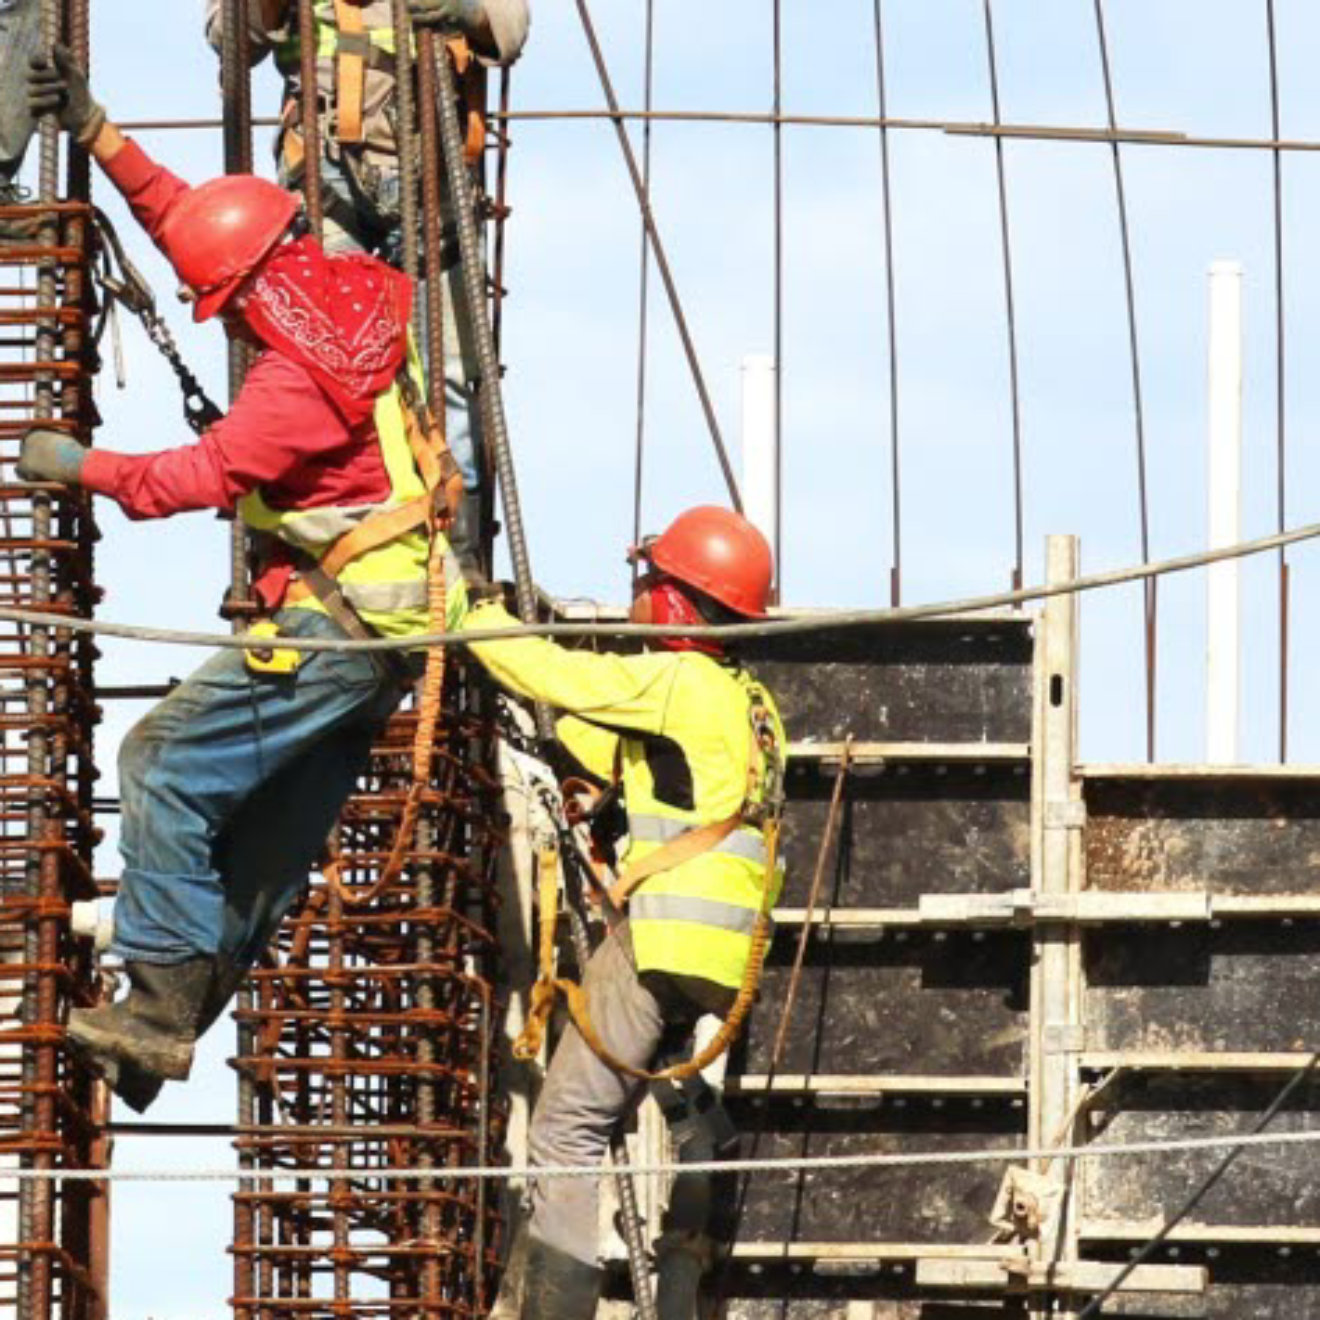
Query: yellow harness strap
333,0,367,144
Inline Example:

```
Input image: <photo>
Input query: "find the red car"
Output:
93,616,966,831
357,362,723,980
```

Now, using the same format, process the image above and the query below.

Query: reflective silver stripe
271,500,413,549
629,894,762,936
628,814,767,865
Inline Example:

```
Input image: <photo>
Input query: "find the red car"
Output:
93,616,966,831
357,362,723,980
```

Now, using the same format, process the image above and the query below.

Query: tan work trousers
526,924,667,1266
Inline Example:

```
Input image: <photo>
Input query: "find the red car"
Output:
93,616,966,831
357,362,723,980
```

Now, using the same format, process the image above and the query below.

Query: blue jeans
282,150,486,494
0,0,41,183
110,609,407,968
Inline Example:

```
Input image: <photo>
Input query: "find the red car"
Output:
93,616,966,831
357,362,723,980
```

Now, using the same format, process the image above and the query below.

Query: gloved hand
408,0,484,31
17,429,87,485
28,43,106,147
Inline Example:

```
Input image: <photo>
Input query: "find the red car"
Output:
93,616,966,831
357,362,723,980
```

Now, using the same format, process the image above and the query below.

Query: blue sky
16,0,1320,1313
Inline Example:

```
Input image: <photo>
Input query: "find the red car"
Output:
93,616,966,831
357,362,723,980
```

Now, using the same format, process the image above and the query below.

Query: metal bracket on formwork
988,1166,1064,1245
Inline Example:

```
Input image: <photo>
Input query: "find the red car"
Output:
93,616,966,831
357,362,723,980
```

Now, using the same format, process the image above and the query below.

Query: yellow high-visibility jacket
238,358,466,639
464,601,787,990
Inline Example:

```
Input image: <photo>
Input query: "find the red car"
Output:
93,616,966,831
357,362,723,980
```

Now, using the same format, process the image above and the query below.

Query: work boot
67,955,213,1082
99,1055,165,1115
0,180,40,242
520,1237,602,1320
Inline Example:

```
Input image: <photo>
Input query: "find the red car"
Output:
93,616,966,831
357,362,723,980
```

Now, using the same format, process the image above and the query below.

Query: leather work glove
28,43,106,147
17,429,87,485
408,0,484,31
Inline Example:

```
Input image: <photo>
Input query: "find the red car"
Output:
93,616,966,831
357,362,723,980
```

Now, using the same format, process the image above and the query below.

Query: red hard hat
641,506,774,618
158,175,300,323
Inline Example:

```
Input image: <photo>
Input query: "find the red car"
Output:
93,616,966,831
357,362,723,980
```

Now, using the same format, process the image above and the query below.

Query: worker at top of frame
19,44,467,1113
204,0,531,574
461,508,787,1320
0,0,45,238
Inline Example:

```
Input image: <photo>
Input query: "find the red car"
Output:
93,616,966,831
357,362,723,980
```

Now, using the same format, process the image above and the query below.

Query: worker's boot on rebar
520,1237,602,1320
67,955,214,1082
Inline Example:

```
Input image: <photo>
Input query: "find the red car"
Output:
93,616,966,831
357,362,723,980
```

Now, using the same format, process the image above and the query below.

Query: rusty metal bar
0,6,105,1320
1092,0,1156,761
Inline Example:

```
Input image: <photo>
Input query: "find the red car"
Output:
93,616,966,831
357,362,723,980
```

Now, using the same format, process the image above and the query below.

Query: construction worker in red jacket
21,47,466,1110
462,507,786,1320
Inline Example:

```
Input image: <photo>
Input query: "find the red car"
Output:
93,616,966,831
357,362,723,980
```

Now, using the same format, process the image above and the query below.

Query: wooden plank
916,1257,1206,1294
1082,1221,1320,1245
730,1242,1026,1263
789,740,1031,764
726,1074,1026,1097
1081,763,1320,780
1079,1051,1319,1072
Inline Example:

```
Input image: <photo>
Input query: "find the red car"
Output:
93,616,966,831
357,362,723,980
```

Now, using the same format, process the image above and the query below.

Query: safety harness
515,687,785,1083
278,365,464,907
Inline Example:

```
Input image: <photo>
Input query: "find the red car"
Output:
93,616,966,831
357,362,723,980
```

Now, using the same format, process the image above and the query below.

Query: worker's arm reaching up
463,599,683,737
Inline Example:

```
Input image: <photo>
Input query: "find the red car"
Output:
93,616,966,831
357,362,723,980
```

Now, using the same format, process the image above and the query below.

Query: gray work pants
527,924,670,1267
0,0,41,184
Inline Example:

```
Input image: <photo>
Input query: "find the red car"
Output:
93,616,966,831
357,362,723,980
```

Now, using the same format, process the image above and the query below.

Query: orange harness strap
333,0,367,144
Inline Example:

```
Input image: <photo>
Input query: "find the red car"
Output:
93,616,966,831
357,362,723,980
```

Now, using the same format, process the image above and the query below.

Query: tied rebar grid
229,678,508,1319
0,194,108,1320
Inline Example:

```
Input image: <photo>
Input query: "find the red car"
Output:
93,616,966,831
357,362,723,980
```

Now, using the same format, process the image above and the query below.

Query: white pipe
740,355,779,581
1206,260,1243,764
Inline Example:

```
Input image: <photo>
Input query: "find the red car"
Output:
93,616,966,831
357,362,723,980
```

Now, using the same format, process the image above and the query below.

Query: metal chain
89,209,223,435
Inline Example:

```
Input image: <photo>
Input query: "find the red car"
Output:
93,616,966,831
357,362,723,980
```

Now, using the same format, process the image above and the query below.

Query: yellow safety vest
238,357,466,640
464,604,787,991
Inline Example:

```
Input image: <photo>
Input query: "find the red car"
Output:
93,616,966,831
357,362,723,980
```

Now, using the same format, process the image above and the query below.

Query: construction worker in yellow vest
462,507,786,1320
204,0,530,571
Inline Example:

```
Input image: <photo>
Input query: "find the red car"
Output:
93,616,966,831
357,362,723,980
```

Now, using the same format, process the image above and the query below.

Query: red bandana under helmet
240,236,413,426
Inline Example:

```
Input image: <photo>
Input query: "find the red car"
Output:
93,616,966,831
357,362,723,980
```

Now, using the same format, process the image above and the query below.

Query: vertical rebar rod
219,8,259,1318
491,69,512,360
1092,0,1156,760
630,0,656,575
23,0,63,1310
431,45,553,748
1266,0,1288,762
416,30,449,422
771,0,784,592
572,0,742,512
296,0,324,237
871,0,902,606
1093,0,1156,760
981,0,1025,593
391,0,421,287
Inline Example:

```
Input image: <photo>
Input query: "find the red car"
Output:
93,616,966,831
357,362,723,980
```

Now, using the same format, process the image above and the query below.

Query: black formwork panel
1076,774,1320,1315
720,618,1036,1307
778,764,1032,909
742,620,1033,746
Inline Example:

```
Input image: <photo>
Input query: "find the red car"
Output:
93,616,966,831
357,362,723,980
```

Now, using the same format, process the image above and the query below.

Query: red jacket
81,139,395,611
